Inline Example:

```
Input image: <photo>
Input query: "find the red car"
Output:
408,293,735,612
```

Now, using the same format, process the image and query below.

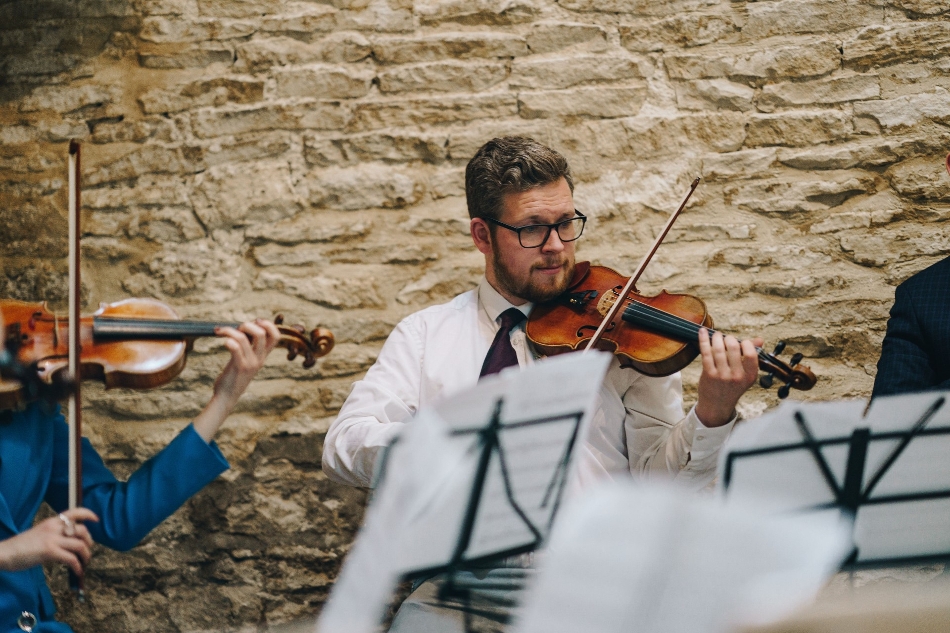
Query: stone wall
2,0,950,630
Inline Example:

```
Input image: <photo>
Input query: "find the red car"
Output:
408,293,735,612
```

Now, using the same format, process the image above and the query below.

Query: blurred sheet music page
513,482,851,633
317,351,612,633
719,390,950,566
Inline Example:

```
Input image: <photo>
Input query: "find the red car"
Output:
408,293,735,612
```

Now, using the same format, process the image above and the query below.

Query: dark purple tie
479,308,527,378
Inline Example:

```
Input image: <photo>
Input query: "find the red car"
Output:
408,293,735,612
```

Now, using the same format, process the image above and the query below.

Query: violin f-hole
577,322,614,339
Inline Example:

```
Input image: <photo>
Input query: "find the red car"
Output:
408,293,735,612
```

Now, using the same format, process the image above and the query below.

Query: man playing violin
322,136,762,632
0,313,279,633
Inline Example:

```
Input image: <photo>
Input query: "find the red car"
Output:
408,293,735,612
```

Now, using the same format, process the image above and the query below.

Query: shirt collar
477,277,533,324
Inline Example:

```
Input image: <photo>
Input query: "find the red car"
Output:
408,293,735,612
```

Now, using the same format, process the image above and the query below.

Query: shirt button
696,434,706,441
18,611,37,632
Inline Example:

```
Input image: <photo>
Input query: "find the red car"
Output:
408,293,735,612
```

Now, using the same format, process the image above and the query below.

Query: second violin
0,297,334,410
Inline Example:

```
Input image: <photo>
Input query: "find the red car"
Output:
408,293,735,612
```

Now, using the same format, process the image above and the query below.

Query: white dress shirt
322,277,735,489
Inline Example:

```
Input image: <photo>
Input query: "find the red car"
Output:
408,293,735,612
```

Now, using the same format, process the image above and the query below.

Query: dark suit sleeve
872,282,949,397
46,416,229,552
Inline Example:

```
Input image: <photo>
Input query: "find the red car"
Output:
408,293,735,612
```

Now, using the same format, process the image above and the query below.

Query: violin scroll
757,340,817,399
274,314,335,369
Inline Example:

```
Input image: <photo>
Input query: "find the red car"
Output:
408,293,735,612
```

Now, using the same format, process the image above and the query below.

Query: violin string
621,299,774,363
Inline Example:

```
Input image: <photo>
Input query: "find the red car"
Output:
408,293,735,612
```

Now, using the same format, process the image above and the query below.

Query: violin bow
583,177,701,352
67,140,85,600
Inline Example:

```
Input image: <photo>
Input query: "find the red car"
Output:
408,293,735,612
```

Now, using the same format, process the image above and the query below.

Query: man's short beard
492,249,574,304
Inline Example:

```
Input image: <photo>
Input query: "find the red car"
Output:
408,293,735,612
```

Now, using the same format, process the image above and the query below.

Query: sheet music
513,482,851,633
317,351,612,633
719,390,950,566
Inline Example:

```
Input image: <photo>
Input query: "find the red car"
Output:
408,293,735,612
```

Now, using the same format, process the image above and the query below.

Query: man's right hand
0,508,98,575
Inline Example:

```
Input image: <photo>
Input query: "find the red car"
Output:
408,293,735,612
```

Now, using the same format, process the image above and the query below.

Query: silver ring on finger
58,513,76,537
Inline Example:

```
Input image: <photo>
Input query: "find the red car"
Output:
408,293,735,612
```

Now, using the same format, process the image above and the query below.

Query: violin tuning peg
274,314,285,326
772,340,786,356
777,384,791,399
759,373,775,389
303,352,316,369
292,324,305,335
790,352,803,367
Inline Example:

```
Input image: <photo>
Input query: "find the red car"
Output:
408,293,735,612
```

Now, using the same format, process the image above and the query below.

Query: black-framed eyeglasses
484,210,587,248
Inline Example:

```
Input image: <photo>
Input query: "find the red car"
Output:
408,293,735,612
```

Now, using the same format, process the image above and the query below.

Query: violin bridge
597,288,620,317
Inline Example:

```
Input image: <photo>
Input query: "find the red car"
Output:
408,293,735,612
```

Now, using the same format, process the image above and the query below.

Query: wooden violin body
0,298,334,410
528,263,713,377
526,262,817,397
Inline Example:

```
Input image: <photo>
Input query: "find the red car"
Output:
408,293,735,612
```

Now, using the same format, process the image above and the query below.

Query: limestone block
427,168,467,199
510,54,646,90
82,237,140,261
252,242,331,266
259,5,337,36
322,243,440,265
305,163,424,210
619,13,739,52
886,156,950,201
402,213,470,236
197,0,282,18
139,16,257,43
88,207,206,242
890,0,950,15
334,2,413,32
526,21,607,54
378,60,508,93
395,266,480,304
20,84,119,113
702,148,777,180
809,191,904,233
665,41,840,81
372,32,528,64
140,78,265,114
84,175,192,209
138,42,233,69
350,94,518,130
844,23,950,71
274,63,374,99
665,223,755,242
745,111,853,148
555,0,719,15
621,112,748,155
122,239,243,301
304,131,450,166
196,131,294,168
415,0,540,25
191,101,350,138
759,74,879,110
237,33,371,72
0,126,37,144
743,0,880,39
91,119,161,143
86,146,190,185
777,140,899,170
254,267,385,309
724,170,875,215
853,87,950,130
674,78,754,111
246,216,372,245
751,274,846,299
518,85,647,119
131,0,198,16
40,120,90,143
839,224,950,267
192,160,303,229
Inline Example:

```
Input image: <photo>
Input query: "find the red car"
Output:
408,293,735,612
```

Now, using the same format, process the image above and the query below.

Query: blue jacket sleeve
46,419,229,551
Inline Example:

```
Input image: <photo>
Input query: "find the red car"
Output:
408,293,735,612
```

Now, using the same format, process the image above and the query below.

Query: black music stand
723,394,950,568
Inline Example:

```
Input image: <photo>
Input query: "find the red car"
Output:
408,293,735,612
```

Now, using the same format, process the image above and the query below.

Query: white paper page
855,498,950,560
317,352,612,633
317,407,468,633
513,482,851,633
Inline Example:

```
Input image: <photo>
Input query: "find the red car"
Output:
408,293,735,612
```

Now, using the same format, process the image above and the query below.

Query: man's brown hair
465,136,574,221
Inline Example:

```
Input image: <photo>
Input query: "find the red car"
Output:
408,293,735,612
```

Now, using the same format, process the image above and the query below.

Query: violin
525,177,817,399
0,297,335,411
526,262,817,397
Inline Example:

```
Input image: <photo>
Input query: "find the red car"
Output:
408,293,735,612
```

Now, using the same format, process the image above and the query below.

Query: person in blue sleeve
0,314,280,633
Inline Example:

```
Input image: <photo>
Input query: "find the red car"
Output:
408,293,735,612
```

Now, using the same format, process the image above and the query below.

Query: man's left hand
694,328,761,428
